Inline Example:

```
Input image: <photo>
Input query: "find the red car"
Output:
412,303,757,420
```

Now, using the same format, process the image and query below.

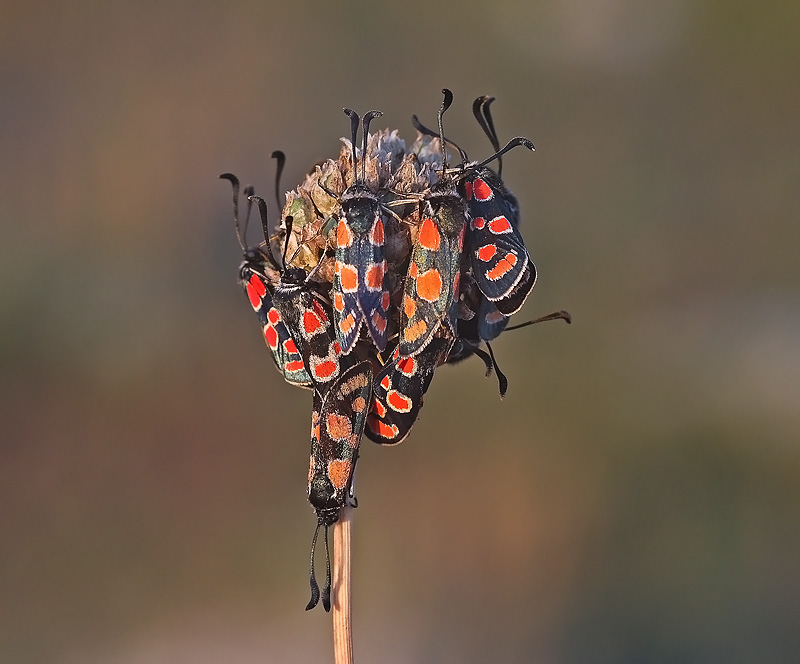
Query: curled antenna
219,173,245,252
305,522,333,612
242,185,255,239
467,136,535,173
306,523,322,610
472,96,503,176
485,342,509,399
505,309,572,331
271,150,286,214
361,110,383,183
220,174,254,252
247,194,281,271
437,88,454,173
411,113,468,166
343,108,361,181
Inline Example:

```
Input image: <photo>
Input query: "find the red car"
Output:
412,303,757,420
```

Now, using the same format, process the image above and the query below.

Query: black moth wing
365,337,451,445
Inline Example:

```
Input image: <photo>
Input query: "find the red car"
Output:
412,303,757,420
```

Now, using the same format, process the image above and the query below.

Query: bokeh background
2,1,799,662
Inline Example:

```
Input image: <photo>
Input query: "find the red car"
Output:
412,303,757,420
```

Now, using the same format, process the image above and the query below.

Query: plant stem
332,505,353,664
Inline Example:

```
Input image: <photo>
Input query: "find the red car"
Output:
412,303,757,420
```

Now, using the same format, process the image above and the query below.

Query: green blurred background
2,1,799,662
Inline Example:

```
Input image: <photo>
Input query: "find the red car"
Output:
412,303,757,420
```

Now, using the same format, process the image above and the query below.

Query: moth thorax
341,183,377,203
315,506,340,527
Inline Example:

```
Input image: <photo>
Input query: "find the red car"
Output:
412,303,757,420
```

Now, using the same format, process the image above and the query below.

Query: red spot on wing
397,357,416,376
303,310,324,335
314,360,338,380
366,262,384,290
418,218,441,251
327,459,352,490
312,300,329,324
368,417,399,440
471,217,486,230
387,390,413,413
247,275,267,309
381,291,390,311
370,218,384,245
267,308,280,325
416,269,443,302
339,312,356,335
339,264,358,292
477,244,498,262
380,375,391,390
334,292,345,313
371,311,387,334
463,181,473,200
283,338,298,354
264,325,278,350
286,360,305,372
486,252,518,280
408,262,419,278
473,178,493,201
488,216,512,234
403,295,417,319
372,399,387,418
403,319,427,342
337,219,353,248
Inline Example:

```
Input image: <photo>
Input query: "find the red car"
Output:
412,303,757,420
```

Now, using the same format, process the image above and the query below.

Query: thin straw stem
332,506,354,664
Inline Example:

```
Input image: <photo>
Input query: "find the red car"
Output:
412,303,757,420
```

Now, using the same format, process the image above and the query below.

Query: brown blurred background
2,2,799,662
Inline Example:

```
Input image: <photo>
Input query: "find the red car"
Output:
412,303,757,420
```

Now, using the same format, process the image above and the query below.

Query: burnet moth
398,89,468,358
265,215,374,612
220,167,312,388
329,109,390,354
306,360,373,611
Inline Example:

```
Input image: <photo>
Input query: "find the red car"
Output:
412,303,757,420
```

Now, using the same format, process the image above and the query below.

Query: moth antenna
305,523,322,611
362,110,383,184
247,194,281,271
321,525,332,612
472,96,503,176
505,310,572,331
271,150,286,214
437,88,454,174
471,345,494,378
470,136,535,172
343,108,360,182
219,173,246,252
411,114,469,165
242,185,255,241
485,342,509,398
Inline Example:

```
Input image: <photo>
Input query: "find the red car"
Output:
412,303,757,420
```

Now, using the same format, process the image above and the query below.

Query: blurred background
2,1,799,662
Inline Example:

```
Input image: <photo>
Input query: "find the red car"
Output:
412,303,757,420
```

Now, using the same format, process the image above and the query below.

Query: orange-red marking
477,244,497,262
418,218,441,251
473,178,493,201
339,264,358,292
486,252,518,280
337,219,353,248
488,216,512,234
387,390,412,413
327,459,352,490
416,269,443,302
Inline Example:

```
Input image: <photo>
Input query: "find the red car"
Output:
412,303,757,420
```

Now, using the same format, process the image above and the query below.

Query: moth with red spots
221,172,312,388
412,95,537,319
458,96,537,316
331,109,390,354
306,360,373,611
399,90,467,357
365,337,451,445
461,168,536,315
